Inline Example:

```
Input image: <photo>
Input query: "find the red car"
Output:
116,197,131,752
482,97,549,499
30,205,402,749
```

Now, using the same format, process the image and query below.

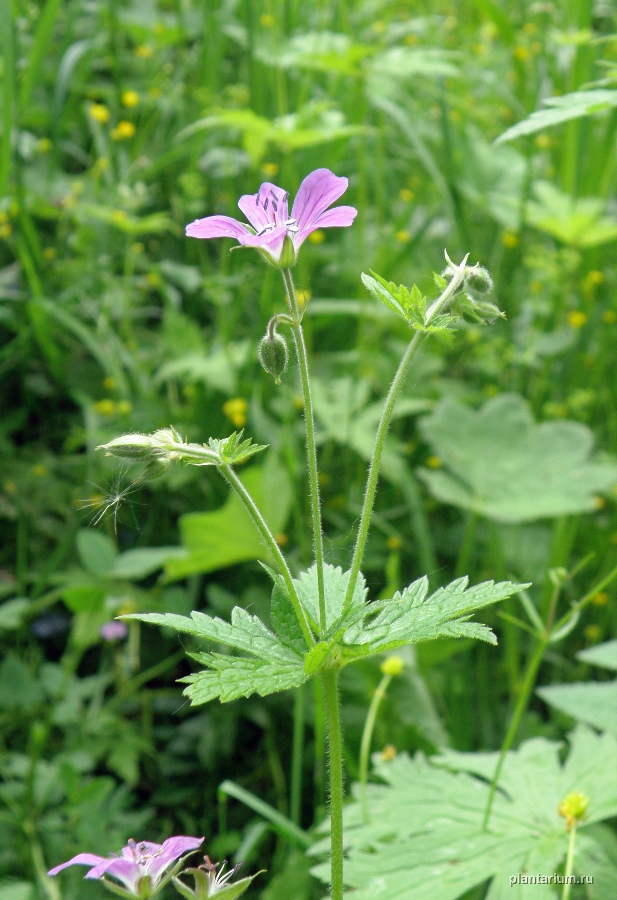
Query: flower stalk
342,255,469,614
282,266,327,632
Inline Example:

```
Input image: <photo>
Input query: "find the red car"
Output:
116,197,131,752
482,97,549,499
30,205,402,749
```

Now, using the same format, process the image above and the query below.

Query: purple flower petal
87,859,141,893
236,224,289,264
291,169,349,233
238,183,289,231
293,204,357,248
186,216,250,240
48,854,107,877
147,836,204,882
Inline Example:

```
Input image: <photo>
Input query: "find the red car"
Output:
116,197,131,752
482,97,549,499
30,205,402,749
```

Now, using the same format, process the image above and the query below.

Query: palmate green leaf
537,682,617,738
311,726,617,899
361,271,428,326
526,182,617,248
181,654,306,704
351,576,526,653
577,639,617,672
128,606,307,704
419,393,617,523
537,643,617,738
128,606,295,659
496,89,617,143
293,563,368,633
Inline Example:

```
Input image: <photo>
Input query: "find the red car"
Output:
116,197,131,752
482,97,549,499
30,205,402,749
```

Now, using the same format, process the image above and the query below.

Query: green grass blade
20,0,64,110
0,0,16,198
218,780,312,849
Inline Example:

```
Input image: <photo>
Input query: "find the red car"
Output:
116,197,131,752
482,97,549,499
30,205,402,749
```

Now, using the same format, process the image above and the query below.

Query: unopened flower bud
558,790,589,829
98,433,153,459
258,320,289,384
465,266,493,294
380,655,405,677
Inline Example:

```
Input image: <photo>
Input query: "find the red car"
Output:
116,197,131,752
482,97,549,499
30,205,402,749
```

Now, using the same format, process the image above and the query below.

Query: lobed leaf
181,654,306,704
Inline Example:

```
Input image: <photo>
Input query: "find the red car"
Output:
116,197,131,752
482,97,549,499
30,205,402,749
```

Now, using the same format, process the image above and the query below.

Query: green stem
290,684,305,826
562,823,577,900
321,670,344,900
282,267,326,631
343,260,469,613
359,673,391,824
342,330,424,611
220,464,314,647
482,637,547,830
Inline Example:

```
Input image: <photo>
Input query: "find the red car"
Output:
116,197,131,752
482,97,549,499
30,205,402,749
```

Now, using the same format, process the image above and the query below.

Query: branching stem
220,464,314,647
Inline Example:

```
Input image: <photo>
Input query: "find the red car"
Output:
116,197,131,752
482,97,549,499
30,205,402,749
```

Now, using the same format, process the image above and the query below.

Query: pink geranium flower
48,836,203,898
186,168,356,267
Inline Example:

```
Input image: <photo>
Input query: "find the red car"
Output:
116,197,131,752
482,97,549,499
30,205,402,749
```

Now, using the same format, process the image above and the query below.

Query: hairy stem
282,267,327,631
220,464,314,647
359,673,391,824
290,684,305,826
342,261,468,613
321,670,344,900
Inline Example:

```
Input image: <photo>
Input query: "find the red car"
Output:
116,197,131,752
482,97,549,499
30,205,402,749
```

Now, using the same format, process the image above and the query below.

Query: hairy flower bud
465,265,493,294
98,434,153,459
258,319,289,384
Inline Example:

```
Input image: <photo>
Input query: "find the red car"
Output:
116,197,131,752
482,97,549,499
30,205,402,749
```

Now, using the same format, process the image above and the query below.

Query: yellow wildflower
223,397,248,428
93,399,116,416
567,310,587,329
122,90,140,108
259,13,275,27
110,121,136,141
396,230,411,243
426,456,442,469
89,103,110,124
501,231,519,248
134,45,154,59
308,230,325,244
261,162,279,177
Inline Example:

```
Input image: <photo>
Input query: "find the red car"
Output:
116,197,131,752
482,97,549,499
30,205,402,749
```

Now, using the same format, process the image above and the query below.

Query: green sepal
99,878,145,900
172,869,264,899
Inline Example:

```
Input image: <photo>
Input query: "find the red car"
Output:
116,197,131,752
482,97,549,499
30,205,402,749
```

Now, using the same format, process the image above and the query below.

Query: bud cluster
98,428,266,470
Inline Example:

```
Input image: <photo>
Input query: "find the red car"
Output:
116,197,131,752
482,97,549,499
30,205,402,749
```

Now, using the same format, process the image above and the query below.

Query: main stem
282,267,326,631
321,670,344,900
342,261,468,613
220,464,314,648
